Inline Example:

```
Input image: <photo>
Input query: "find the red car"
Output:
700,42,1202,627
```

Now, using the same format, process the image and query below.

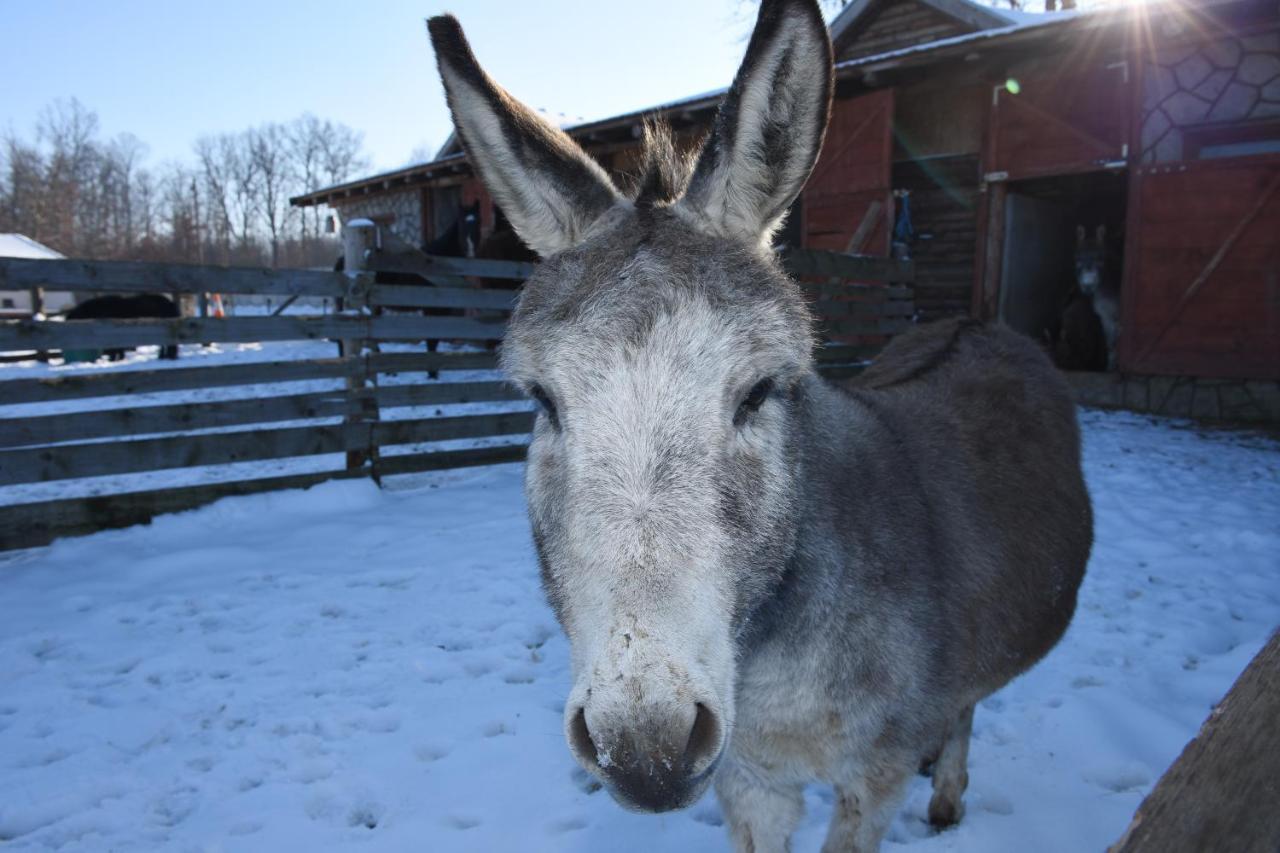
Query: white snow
0,409,1277,852
0,234,65,261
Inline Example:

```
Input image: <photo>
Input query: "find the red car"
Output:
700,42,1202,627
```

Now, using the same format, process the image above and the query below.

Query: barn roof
291,0,1251,210
827,0,1016,46
0,233,64,260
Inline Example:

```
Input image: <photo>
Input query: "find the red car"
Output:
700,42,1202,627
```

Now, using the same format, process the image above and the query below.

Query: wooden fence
0,224,913,550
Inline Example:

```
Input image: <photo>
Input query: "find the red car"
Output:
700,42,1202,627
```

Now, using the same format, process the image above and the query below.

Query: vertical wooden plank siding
803,89,895,255
1124,159,1280,379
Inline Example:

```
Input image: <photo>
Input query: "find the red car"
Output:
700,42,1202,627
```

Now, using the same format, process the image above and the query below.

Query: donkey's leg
821,755,914,853
927,703,974,829
716,762,804,853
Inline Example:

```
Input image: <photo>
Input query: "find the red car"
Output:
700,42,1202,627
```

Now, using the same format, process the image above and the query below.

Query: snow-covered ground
0,409,1277,852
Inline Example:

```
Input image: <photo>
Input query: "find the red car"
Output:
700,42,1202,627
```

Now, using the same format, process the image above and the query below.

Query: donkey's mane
630,120,697,209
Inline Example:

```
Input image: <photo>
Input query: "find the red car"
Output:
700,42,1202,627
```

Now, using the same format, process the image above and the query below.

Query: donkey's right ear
428,16,622,257
676,0,833,248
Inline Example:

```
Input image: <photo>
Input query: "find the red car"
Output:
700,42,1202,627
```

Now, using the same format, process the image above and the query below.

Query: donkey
1073,224,1120,370
429,2,1091,850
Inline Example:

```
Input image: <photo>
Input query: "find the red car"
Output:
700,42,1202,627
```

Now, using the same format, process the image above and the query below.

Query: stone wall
1141,29,1280,164
1067,371,1280,424
332,189,423,249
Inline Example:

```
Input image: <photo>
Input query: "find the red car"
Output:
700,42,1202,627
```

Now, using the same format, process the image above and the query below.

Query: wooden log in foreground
1109,629,1280,853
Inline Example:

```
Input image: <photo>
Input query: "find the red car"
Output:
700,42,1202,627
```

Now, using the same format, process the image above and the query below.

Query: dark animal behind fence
65,294,180,360
426,200,481,259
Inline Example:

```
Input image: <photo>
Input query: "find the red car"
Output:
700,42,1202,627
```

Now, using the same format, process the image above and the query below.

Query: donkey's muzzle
568,702,722,812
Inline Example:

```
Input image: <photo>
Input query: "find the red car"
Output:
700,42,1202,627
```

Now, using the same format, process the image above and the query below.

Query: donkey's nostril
684,702,721,772
569,706,599,766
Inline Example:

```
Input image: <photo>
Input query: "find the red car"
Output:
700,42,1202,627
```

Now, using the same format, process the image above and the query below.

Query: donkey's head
429,0,832,813
1075,224,1106,296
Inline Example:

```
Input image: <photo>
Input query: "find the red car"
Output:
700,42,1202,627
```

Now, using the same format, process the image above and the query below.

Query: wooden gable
835,0,990,63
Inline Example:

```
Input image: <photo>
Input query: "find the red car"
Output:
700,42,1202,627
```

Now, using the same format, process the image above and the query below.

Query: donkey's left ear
677,0,833,248
428,16,623,257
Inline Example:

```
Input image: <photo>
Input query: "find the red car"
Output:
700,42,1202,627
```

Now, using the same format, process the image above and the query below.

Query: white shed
0,234,77,317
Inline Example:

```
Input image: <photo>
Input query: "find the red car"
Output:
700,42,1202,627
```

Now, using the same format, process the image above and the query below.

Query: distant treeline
0,99,370,269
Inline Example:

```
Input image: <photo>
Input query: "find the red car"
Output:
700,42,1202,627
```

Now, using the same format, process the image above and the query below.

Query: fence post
341,219,381,477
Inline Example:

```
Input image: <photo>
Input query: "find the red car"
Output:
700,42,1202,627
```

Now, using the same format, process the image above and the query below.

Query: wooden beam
341,220,379,470
817,317,912,336
801,282,914,299
369,284,517,311
0,258,347,298
811,299,915,318
0,351,500,405
0,380,522,449
368,250,534,281
1109,630,1280,853
0,468,367,551
372,443,526,479
782,248,915,283
370,350,499,374
0,423,349,486
374,381,522,409
372,411,534,447
0,357,357,404
0,409,533,487
0,389,349,449
0,313,507,351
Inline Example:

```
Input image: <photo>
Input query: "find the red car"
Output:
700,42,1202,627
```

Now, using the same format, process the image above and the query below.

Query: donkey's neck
736,373,901,656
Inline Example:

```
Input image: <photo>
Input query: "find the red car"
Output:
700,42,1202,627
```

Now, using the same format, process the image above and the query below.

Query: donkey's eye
734,378,774,427
530,384,559,425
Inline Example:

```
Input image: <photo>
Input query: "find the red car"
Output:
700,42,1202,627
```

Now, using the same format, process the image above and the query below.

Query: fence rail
0,225,913,551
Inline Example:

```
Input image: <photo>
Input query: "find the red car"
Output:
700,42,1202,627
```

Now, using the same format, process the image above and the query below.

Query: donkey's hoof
927,795,964,829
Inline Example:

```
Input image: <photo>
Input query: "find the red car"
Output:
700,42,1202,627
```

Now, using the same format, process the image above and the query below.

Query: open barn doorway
998,170,1127,372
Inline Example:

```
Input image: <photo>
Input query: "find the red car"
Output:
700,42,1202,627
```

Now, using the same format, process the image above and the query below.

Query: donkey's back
854,318,1092,698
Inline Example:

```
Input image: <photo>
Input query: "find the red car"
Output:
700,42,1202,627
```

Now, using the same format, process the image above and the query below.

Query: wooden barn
292,0,1280,422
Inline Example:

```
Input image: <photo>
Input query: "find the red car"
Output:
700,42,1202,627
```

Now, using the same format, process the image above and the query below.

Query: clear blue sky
1,0,762,179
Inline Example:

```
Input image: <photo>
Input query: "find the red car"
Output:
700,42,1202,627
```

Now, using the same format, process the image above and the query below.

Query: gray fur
429,1,1090,849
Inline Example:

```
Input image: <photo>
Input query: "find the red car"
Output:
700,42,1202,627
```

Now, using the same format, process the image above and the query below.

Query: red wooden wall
988,61,1130,181
1122,158,1280,380
803,90,893,254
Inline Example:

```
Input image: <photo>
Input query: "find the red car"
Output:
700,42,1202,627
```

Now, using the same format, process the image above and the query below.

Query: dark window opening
1185,120,1280,161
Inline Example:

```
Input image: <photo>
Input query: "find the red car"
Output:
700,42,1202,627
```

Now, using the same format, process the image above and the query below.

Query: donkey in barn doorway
430,1,1091,850
1069,224,1120,370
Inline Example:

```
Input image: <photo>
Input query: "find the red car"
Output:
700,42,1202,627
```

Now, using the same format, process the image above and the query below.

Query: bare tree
248,123,294,267
318,120,369,190
0,136,47,240
0,98,368,266
288,114,327,249
107,134,147,255
37,98,100,255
